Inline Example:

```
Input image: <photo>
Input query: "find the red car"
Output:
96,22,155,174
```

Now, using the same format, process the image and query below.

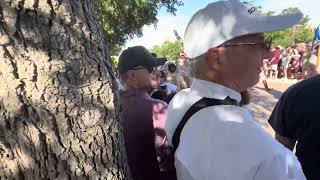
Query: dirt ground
249,78,299,136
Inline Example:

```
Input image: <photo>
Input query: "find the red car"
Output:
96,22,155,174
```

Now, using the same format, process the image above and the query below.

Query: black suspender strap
172,96,239,153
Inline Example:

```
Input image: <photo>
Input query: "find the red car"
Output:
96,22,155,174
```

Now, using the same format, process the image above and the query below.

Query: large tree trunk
0,0,129,179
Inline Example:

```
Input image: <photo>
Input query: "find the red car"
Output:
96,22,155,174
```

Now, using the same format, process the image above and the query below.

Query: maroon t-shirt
270,49,282,64
120,90,176,180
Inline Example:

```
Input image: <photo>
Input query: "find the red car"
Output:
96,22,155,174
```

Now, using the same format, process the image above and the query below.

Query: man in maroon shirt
118,46,176,180
268,46,283,78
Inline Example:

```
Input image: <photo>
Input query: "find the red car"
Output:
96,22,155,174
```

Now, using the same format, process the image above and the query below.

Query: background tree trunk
0,0,129,179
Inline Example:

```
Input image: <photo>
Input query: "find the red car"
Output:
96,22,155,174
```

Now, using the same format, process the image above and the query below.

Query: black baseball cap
118,46,167,73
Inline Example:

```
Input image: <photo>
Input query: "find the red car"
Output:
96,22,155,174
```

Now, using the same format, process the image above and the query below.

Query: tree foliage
151,40,183,60
263,7,314,47
95,0,183,54
111,56,119,67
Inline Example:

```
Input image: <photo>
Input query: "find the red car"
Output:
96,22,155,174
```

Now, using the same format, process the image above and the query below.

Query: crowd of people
115,0,319,180
262,43,319,81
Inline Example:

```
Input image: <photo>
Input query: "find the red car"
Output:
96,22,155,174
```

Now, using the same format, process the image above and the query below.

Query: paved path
249,79,298,136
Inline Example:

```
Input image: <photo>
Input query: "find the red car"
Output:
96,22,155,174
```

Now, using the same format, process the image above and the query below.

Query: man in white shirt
165,0,306,179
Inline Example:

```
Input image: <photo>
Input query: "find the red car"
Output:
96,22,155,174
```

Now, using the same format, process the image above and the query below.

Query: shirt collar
190,79,242,103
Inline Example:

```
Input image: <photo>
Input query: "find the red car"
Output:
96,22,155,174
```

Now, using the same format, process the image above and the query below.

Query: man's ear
207,47,222,70
126,70,136,81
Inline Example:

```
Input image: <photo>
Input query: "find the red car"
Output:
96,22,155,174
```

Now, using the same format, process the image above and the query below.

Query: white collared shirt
165,79,306,180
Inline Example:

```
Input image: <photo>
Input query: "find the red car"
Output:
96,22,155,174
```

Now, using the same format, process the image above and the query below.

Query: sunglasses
131,66,155,73
219,37,272,51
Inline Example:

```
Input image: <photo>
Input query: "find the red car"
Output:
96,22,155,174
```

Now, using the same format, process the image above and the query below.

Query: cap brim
243,13,303,35
143,56,167,69
145,56,167,67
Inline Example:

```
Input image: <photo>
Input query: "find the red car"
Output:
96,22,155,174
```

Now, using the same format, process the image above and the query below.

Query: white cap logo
243,1,256,14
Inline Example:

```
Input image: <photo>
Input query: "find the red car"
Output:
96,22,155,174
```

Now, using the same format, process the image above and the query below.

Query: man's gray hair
191,53,207,78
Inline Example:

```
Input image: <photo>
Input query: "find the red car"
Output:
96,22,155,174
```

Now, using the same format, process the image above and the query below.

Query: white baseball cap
184,0,303,59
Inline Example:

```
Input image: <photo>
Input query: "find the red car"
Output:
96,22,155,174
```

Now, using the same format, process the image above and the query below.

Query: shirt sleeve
253,152,306,180
268,89,303,139
153,101,177,179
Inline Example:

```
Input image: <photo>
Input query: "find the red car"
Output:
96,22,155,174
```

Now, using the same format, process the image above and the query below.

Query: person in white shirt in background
304,44,319,79
165,0,306,179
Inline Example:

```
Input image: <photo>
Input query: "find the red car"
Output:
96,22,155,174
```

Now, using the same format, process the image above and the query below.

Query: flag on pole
313,24,320,72
312,24,320,50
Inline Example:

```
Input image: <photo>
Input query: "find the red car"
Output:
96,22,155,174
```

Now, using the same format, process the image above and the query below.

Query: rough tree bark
0,0,129,179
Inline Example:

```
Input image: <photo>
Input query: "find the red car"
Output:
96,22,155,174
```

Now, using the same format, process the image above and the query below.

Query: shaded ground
249,79,298,136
